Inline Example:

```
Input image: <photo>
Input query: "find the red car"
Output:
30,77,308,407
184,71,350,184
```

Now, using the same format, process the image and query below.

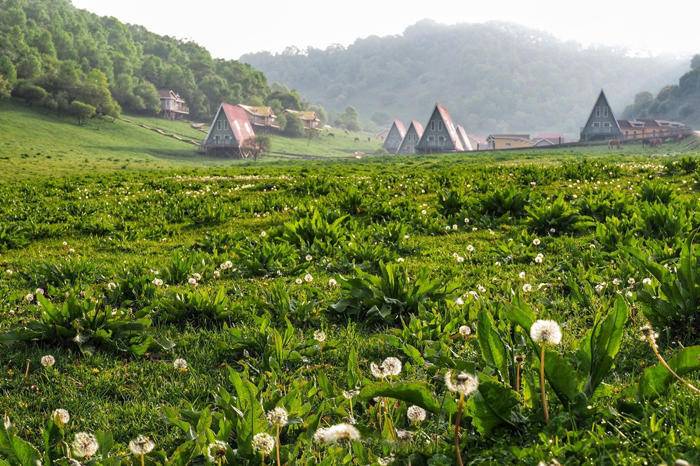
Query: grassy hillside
0,99,383,180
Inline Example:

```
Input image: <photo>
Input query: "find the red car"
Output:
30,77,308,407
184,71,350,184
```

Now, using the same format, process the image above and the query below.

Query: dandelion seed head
266,407,288,428
128,435,155,456
313,330,326,343
530,320,562,345
207,440,228,462
444,370,479,396
40,355,55,368
407,405,426,424
251,433,275,456
313,423,360,444
52,409,70,426
173,358,188,371
459,325,471,337
72,432,99,459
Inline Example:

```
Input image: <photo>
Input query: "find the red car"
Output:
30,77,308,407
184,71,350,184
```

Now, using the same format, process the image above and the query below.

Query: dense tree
0,0,314,120
242,20,686,134
283,113,305,137
0,74,10,98
11,80,47,105
623,56,700,127
68,100,96,124
335,106,360,131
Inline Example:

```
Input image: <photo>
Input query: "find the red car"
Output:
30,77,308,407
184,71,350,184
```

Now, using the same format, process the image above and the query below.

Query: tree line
0,0,328,130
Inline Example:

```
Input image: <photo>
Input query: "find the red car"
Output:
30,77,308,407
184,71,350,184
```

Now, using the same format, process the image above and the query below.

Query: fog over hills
242,20,687,135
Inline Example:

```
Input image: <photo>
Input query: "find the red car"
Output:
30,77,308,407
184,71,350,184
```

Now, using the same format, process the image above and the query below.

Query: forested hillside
0,0,306,121
623,55,700,128
242,20,685,135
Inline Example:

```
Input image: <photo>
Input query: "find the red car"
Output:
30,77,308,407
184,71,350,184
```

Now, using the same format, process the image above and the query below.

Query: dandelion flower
328,278,338,287
52,409,70,426
530,320,562,346
455,297,465,305
519,271,526,280
444,370,479,396
251,433,275,456
407,405,426,424
533,238,541,246
152,278,163,286
458,325,471,337
522,283,533,293
477,284,486,293
128,435,155,456
24,293,34,303
295,278,303,285
342,389,360,399
313,423,360,444
627,277,636,286
72,432,99,459
313,330,326,343
466,245,475,253
41,355,55,368
35,288,45,296
305,254,313,262
207,440,228,462
535,253,544,264
107,282,117,291
304,273,313,283
382,357,402,376
642,278,652,286
188,277,198,286
266,407,288,428
173,358,188,372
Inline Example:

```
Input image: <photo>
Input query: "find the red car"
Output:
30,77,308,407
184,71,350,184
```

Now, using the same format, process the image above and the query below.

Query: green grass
0,98,699,465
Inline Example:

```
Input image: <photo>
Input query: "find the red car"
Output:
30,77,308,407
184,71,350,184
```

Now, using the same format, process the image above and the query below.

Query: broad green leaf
504,297,535,331
585,298,629,395
477,308,509,381
543,349,581,406
639,346,700,399
359,382,446,414
466,374,521,435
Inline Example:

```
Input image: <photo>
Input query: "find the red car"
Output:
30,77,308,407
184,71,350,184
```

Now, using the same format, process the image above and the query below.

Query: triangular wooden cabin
383,120,407,153
202,103,256,156
415,104,465,153
397,120,424,154
579,90,623,141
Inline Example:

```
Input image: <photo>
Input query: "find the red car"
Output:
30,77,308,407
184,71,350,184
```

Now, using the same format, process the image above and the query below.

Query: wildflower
530,320,562,345
259,231,267,238
251,433,275,456
129,435,155,456
173,358,188,372
24,293,34,303
213,270,221,279
305,254,313,262
35,288,45,296
642,277,652,286
495,261,502,267
549,228,556,234
266,407,288,428
313,330,326,343
328,278,338,287
444,370,479,396
342,389,360,399
52,408,70,426
468,290,479,299
188,277,198,286
304,273,313,283
466,244,475,253
627,277,636,286
452,224,458,230
522,283,532,293
519,271,526,280
458,325,472,337
595,283,606,294
421,209,427,215
407,405,426,424
533,238,541,246
477,284,486,293
207,440,228,463
40,355,55,368
152,278,163,286
370,357,402,379
395,429,413,441
192,273,202,281
295,278,303,285
534,253,544,264
456,255,464,263
455,297,464,305
378,455,395,466
3,415,10,430
313,423,360,444
396,257,405,263
72,432,99,459
107,282,117,291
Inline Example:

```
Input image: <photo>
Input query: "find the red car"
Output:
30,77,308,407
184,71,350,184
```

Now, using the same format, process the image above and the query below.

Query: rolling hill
242,20,686,136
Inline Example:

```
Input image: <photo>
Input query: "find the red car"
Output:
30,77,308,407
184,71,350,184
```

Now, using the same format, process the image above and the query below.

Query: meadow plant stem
275,425,281,466
515,362,521,393
454,392,465,466
649,340,700,395
139,454,144,466
540,345,549,424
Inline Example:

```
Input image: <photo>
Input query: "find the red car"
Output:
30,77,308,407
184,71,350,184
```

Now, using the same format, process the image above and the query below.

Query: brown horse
608,139,623,149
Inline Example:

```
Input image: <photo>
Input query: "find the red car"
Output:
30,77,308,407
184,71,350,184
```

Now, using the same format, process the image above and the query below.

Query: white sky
72,0,699,59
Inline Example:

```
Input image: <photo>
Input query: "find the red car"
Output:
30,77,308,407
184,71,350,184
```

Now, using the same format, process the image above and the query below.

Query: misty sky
72,0,699,59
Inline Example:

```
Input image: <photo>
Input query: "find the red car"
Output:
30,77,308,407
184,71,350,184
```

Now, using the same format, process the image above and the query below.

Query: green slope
0,99,383,180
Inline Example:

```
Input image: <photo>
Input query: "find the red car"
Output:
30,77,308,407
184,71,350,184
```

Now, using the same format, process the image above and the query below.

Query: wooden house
415,104,465,153
579,90,623,141
285,109,321,129
158,89,189,120
486,134,532,150
397,120,424,154
383,120,407,153
202,103,256,156
238,105,279,130
618,119,689,140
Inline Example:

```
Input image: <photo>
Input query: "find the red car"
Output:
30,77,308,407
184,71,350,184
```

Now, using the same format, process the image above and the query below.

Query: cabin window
437,121,443,131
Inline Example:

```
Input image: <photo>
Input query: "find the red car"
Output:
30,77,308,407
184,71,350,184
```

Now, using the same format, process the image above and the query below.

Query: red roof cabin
202,103,256,157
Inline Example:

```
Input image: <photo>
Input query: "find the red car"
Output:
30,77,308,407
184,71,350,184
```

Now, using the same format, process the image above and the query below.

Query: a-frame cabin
397,120,424,154
383,120,407,153
580,90,623,141
415,104,464,153
202,103,256,156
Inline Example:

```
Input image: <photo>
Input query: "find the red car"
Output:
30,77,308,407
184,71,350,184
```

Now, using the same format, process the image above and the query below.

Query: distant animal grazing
608,139,623,149
354,137,360,142
328,133,335,138
367,137,371,142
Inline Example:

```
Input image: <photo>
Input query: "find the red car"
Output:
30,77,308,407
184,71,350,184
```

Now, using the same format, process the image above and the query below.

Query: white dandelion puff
444,370,479,396
72,432,99,459
128,435,155,456
530,320,562,346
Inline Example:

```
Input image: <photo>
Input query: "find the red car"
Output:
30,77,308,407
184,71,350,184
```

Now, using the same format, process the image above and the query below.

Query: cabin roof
286,109,320,121
238,105,276,118
435,104,464,151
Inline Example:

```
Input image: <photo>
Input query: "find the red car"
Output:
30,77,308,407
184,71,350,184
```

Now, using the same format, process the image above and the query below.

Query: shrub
68,100,96,125
526,197,593,235
636,202,689,240
331,262,450,325
480,186,529,218
640,181,674,203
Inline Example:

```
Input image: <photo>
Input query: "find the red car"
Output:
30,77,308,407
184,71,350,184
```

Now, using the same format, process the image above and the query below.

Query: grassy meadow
0,104,699,465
